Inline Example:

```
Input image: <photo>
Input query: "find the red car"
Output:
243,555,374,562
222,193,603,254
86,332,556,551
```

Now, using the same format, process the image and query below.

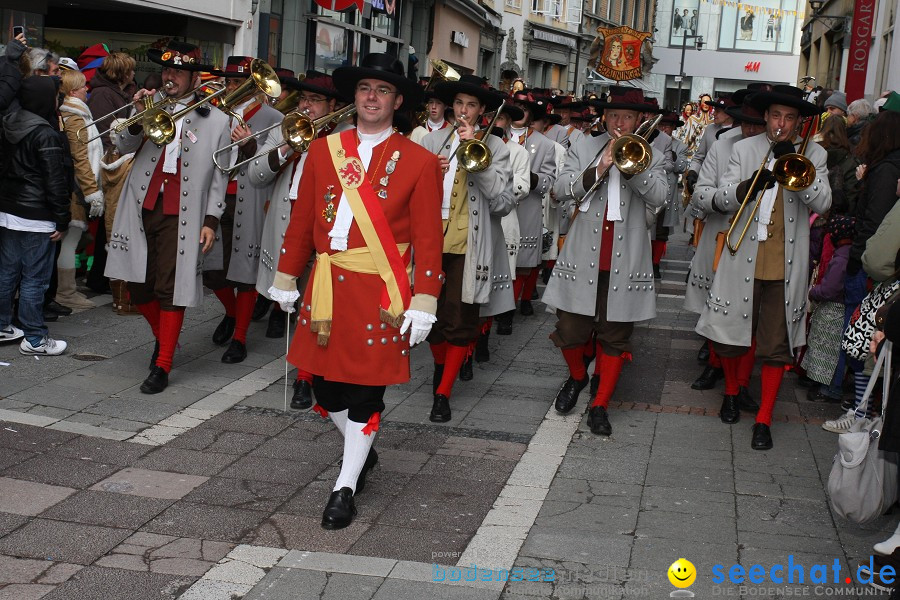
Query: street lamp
806,0,850,30
676,34,704,113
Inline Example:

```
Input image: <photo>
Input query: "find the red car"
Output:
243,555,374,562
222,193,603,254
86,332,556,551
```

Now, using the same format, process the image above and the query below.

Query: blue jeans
0,227,55,344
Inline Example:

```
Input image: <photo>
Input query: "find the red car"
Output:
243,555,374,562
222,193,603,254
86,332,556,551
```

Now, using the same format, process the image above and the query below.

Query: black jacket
878,301,900,452
0,109,71,231
0,39,25,115
850,149,900,273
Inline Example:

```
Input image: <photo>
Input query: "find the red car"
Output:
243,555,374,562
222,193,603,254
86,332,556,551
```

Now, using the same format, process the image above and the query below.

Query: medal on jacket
322,185,336,223
377,151,400,200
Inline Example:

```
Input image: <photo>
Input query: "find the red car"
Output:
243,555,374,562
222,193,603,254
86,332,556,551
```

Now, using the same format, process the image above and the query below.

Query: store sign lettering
451,31,470,48
744,61,761,72
846,0,875,101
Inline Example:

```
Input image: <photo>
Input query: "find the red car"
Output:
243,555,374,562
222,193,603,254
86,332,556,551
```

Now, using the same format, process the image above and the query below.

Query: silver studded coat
695,133,831,350
688,122,724,173
204,103,282,284
421,129,511,305
104,106,231,307
515,129,558,269
544,132,668,320
663,135,690,228
684,127,742,313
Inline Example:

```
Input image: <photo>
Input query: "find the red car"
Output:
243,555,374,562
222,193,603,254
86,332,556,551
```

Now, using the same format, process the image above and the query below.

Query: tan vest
442,168,469,254
754,189,786,281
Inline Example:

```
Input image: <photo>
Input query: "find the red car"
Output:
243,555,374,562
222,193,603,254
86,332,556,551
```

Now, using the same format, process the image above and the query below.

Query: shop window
3,9,43,46
717,0,800,52
670,0,701,44
313,20,351,73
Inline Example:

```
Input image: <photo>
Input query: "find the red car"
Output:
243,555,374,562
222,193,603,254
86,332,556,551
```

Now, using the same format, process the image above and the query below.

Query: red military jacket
278,130,444,386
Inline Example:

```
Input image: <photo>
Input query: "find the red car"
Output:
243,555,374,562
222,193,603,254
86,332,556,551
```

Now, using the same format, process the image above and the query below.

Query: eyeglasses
299,94,328,104
356,83,396,97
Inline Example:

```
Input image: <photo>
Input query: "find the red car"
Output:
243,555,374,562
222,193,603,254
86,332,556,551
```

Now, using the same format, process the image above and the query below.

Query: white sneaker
0,325,24,342
20,336,67,356
822,408,857,433
874,534,900,555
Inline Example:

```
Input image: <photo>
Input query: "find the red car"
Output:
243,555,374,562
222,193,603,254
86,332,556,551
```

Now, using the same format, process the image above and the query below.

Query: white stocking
333,419,375,493
329,409,348,438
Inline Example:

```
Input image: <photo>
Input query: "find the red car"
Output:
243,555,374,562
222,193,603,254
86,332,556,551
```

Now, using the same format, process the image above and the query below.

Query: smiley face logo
668,558,696,588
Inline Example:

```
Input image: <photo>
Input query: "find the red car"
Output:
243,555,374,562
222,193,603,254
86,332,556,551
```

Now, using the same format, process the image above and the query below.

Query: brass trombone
455,100,506,173
416,59,461,126
577,113,663,199
724,120,817,254
75,81,178,143
212,104,357,173
142,59,281,146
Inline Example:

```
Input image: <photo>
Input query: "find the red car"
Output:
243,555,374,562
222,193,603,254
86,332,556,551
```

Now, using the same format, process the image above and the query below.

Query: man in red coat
269,53,444,530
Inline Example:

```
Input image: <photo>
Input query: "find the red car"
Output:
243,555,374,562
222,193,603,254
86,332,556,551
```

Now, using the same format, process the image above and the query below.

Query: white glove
399,309,437,347
267,286,300,314
89,195,105,218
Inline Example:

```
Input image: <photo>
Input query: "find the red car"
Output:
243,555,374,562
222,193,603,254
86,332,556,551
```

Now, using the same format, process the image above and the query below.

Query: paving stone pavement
0,233,893,599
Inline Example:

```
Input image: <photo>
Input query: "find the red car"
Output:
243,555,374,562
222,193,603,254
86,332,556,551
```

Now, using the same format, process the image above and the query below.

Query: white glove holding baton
400,309,437,347
267,286,300,313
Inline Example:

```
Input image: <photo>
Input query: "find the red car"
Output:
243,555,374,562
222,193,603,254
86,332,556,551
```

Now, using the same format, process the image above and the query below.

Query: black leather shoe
459,356,473,381
520,299,534,316
587,405,613,436
531,289,539,300
42,309,59,322
589,374,600,399
751,423,773,450
432,363,444,395
697,342,710,363
653,264,661,279
266,309,286,339
737,387,759,412
45,300,72,316
719,395,740,424
221,339,247,364
807,386,841,403
140,366,169,394
321,487,356,530
430,394,451,422
555,376,589,414
475,333,490,363
496,317,513,335
149,340,160,369
354,449,379,495
691,366,723,390
212,316,235,346
291,379,313,409
252,295,271,321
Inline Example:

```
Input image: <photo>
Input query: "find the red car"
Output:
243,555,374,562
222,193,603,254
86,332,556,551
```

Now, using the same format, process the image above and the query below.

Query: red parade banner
846,0,876,102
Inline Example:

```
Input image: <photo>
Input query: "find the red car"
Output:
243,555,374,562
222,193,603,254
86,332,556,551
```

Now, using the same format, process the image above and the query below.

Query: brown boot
55,268,95,310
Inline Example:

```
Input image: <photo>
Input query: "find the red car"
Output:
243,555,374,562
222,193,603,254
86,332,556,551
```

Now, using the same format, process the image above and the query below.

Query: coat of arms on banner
589,26,651,81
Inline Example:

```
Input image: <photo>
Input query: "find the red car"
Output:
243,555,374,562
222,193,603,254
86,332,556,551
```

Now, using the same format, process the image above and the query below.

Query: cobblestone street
0,235,892,599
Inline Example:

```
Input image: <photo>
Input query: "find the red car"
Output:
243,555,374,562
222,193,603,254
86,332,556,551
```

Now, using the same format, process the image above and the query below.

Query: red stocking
233,290,257,343
296,368,314,383
737,337,757,388
156,309,185,373
512,275,526,303
561,347,587,381
430,341,448,365
436,344,468,397
591,353,626,407
136,300,161,339
708,340,722,369
214,287,236,317
720,356,741,396
651,240,667,265
520,267,540,300
756,364,785,425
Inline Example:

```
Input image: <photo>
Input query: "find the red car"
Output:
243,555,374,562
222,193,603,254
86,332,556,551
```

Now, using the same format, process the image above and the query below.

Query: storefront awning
585,69,654,92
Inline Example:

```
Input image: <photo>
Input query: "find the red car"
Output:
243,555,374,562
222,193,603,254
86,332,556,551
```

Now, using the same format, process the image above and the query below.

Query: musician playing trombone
203,56,283,365
695,85,830,451
104,41,232,394
418,75,510,424
544,86,668,436
250,70,348,410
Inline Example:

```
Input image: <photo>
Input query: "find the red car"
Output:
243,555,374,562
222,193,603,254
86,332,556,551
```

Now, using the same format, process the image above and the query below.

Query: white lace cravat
606,167,623,222
328,127,393,251
288,153,308,200
427,118,445,132
162,102,186,174
757,156,777,241
440,131,461,219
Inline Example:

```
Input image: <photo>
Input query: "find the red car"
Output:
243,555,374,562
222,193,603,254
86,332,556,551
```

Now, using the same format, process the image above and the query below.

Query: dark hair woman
816,115,860,215
87,51,136,153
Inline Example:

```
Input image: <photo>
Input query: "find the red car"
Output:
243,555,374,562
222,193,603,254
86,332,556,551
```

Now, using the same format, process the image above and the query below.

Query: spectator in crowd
25,47,59,77
58,68,104,310
0,76,70,355
87,51,136,153
846,98,876,148
816,116,860,215
823,91,847,118
0,33,29,114
861,179,900,282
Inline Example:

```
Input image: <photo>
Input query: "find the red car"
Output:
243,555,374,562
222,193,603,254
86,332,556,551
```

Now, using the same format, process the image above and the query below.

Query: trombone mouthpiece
775,128,782,136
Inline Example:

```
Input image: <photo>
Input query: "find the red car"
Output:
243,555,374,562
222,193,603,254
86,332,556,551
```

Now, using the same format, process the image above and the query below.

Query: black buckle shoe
321,487,356,530
140,366,169,394
520,299,534,316
691,366,723,390
697,342,710,363
432,363,444,396
252,295,271,321
719,395,740,424
555,376,589,414
430,394,451,422
266,309,286,339
589,374,600,400
212,316,235,346
587,405,612,436
291,379,313,409
475,334,490,363
149,340,160,369
459,356,474,381
45,300,73,316
221,339,247,364
738,386,759,412
355,449,379,495
751,423,773,450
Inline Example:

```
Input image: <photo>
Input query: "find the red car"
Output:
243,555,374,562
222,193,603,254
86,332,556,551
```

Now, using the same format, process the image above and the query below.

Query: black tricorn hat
216,55,255,78
749,84,819,117
332,53,422,110
510,90,548,118
731,83,773,106
495,100,525,123
434,74,504,111
147,41,214,72
594,86,655,112
297,70,343,99
726,96,767,126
